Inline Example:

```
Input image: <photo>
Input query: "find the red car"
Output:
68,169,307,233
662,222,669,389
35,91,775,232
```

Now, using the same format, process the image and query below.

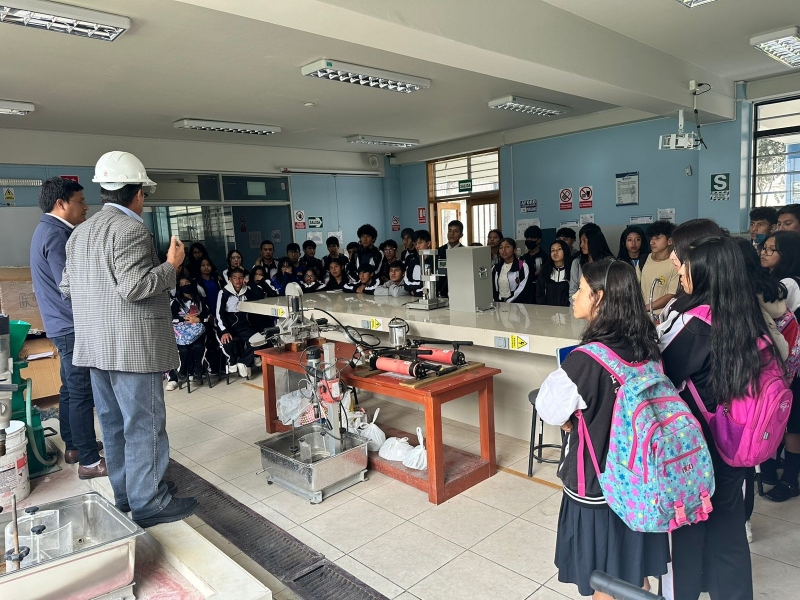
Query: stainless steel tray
0,492,144,600
257,424,369,503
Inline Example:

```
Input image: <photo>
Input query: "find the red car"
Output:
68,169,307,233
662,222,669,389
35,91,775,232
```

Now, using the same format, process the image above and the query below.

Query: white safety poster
516,218,540,239
629,215,654,225
579,213,595,225
616,172,639,206
560,219,580,228
306,231,323,244
657,208,676,223
248,231,262,249
271,229,282,243
327,231,343,245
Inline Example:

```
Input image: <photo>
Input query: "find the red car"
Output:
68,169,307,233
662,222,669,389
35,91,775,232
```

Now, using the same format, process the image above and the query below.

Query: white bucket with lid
0,420,30,509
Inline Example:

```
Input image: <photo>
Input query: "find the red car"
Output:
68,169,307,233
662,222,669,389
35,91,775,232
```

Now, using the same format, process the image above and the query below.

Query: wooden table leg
479,379,497,474
424,398,445,504
263,362,279,433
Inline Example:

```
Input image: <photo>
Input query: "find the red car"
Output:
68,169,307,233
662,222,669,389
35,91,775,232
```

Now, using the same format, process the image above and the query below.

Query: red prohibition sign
580,187,592,201
560,189,572,203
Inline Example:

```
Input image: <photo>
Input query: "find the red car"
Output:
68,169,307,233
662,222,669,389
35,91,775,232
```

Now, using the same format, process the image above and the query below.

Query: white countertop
240,291,584,357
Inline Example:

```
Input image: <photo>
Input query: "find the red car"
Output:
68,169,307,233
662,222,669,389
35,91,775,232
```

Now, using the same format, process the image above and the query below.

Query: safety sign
362,317,383,331
391,215,400,231
710,173,730,202
520,199,537,213
579,186,593,209
3,187,15,206
308,216,323,228
510,334,529,352
418,207,427,224
559,188,573,211
294,210,307,229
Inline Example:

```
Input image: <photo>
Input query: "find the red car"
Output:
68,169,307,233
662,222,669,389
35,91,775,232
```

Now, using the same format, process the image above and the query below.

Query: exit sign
458,179,473,193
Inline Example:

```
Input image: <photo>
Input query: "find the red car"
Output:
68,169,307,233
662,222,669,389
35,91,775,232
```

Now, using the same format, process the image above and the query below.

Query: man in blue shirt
30,177,104,478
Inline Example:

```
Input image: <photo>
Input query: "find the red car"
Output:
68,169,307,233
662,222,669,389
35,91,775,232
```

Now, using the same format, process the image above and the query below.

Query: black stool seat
527,389,564,477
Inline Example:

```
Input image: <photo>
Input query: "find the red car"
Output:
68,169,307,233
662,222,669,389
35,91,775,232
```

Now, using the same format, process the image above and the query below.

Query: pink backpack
685,306,793,467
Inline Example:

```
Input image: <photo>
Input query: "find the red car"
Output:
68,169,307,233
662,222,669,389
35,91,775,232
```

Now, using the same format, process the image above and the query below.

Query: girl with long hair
568,224,613,300
492,238,533,303
183,242,209,279
487,228,503,267
760,231,800,503
658,236,769,599
223,249,249,283
616,225,649,278
536,259,669,599
536,239,572,306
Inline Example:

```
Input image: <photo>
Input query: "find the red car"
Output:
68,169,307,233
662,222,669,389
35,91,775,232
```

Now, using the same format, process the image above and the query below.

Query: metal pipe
649,276,665,323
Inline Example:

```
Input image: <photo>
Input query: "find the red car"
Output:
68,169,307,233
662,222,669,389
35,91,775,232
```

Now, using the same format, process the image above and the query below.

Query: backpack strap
576,411,602,497
685,379,713,425
574,342,630,386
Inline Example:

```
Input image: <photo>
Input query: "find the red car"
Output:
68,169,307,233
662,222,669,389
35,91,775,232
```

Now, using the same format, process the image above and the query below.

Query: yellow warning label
3,187,15,204
271,307,286,317
369,318,382,331
510,334,529,351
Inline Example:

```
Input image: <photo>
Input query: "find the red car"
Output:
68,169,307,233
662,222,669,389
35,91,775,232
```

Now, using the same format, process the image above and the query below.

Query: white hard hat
92,151,156,192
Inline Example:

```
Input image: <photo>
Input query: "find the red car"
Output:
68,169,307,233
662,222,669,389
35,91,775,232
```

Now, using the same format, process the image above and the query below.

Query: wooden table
256,342,499,504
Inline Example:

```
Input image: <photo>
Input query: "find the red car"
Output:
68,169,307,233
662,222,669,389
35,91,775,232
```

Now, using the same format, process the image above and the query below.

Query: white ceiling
1,0,799,156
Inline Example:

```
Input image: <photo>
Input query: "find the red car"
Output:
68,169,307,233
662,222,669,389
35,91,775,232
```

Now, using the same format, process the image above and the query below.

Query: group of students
532,211,800,600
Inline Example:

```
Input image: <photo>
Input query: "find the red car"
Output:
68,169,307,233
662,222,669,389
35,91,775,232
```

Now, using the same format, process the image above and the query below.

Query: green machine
1,316,60,477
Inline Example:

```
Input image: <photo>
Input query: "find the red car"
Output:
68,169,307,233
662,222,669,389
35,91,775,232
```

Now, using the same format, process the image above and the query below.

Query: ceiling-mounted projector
659,109,701,150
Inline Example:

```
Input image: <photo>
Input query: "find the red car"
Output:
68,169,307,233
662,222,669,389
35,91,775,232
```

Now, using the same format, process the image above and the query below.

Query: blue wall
399,162,428,234
232,205,292,267
0,165,101,207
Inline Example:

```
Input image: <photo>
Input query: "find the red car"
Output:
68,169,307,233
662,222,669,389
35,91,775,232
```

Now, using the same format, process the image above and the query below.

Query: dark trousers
51,333,101,465
221,322,258,367
177,337,206,378
665,460,753,600
744,467,755,521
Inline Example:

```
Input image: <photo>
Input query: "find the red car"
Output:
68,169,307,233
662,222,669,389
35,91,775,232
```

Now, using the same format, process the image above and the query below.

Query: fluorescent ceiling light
174,119,281,135
301,59,430,94
488,95,570,116
0,99,34,115
346,135,419,148
280,167,381,177
0,1,130,41
751,27,800,68
674,0,717,7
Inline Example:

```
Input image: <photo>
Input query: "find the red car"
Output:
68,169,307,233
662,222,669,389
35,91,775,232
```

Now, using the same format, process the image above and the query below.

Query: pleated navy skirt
555,493,670,597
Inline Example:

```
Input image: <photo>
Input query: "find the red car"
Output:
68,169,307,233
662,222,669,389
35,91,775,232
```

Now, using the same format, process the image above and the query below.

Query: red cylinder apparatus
370,356,421,377
417,346,464,365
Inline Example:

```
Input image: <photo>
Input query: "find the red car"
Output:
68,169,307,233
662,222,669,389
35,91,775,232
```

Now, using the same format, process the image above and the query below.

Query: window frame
752,94,800,209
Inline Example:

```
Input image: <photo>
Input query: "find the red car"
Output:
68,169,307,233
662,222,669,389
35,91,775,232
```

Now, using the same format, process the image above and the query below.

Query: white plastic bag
277,389,311,425
357,409,386,452
402,427,428,470
378,436,413,461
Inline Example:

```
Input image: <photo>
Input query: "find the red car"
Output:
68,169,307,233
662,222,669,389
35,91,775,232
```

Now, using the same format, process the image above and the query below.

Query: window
427,150,501,246
753,96,800,207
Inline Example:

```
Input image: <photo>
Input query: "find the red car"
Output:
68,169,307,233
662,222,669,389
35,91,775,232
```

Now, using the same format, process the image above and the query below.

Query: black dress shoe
115,480,178,513
65,440,104,465
133,497,199,528
763,480,800,503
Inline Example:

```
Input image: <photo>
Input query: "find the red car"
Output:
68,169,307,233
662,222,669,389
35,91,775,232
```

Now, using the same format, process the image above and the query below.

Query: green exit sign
458,179,473,193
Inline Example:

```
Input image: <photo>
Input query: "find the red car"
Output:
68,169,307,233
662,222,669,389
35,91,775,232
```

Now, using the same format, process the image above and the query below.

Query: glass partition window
753,96,800,207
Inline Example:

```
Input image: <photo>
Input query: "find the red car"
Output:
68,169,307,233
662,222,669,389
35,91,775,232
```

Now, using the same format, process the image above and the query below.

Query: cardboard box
20,338,61,403
0,266,44,333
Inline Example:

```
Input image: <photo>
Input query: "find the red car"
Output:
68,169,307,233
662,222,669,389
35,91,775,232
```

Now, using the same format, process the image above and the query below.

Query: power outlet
494,336,509,349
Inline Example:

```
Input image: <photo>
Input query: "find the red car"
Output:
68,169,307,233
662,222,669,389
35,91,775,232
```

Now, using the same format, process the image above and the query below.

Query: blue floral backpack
574,343,715,533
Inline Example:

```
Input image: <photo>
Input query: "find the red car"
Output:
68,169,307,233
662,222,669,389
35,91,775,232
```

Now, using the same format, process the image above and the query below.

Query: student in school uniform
658,236,766,600
271,258,300,295
324,260,349,291
378,239,400,282
183,242,209,280
493,238,533,304
535,259,669,599
557,227,580,258
253,240,279,279
569,224,613,301
749,207,777,252
487,228,503,268
437,220,465,297
374,261,410,297
404,230,435,296
353,224,383,274
617,225,649,281
166,275,210,390
222,249,249,283
215,267,267,379
760,231,800,503
300,267,326,293
345,241,360,282
400,227,417,264
344,264,379,294
300,240,324,278
536,239,572,307
284,243,305,279
322,236,348,273
640,221,679,318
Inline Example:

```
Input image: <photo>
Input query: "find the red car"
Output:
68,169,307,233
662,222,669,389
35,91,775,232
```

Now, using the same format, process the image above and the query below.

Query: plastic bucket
0,420,30,509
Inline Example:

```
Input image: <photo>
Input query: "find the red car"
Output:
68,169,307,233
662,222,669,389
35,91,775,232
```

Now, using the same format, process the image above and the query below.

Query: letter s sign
711,173,730,192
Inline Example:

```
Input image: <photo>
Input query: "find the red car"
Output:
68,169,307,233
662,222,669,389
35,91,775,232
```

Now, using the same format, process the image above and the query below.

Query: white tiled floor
162,375,800,600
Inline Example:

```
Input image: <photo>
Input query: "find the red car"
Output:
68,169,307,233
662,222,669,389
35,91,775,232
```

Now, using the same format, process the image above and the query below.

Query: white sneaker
227,365,238,374
254,357,262,368
165,381,178,391
745,520,753,543
236,363,251,379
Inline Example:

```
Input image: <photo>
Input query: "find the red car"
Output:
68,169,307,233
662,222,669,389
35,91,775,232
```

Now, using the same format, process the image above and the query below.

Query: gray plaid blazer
60,204,179,373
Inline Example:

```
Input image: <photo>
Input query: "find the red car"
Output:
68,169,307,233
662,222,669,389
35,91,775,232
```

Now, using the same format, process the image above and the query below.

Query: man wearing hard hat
61,151,198,527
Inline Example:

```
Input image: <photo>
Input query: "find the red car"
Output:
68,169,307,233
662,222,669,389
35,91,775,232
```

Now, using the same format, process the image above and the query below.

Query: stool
527,389,564,477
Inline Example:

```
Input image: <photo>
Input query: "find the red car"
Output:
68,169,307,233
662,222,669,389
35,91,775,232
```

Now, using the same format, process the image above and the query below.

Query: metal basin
0,492,144,600
257,424,369,503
